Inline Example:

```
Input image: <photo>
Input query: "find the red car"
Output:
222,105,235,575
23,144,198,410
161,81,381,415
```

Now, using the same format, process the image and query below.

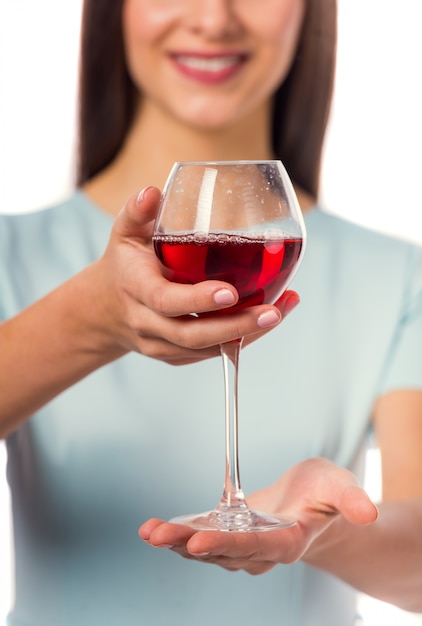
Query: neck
83,100,276,215
83,99,316,215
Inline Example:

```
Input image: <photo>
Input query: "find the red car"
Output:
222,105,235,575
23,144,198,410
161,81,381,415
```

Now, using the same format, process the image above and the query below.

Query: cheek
122,0,168,92
122,0,175,73
248,0,305,48
250,0,305,85
122,0,181,43
122,0,160,50
122,1,189,96
122,0,149,78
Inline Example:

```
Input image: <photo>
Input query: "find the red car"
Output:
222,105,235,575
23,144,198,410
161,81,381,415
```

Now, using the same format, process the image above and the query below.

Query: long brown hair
77,0,337,198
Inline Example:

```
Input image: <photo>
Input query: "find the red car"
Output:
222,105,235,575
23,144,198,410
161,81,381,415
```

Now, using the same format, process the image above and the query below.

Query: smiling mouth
174,54,245,72
170,53,247,83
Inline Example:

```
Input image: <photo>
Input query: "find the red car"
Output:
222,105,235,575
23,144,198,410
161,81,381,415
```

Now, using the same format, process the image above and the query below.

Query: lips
170,52,247,84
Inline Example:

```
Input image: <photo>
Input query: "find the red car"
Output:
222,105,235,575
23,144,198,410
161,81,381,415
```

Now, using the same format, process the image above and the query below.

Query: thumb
114,186,162,241
339,485,379,526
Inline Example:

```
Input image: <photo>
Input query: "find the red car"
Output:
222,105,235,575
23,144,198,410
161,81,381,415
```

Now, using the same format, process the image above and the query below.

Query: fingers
119,188,302,324
282,458,379,527
275,290,301,319
121,278,285,357
143,276,241,319
139,519,302,568
184,528,295,562
240,290,300,350
126,256,287,347
144,277,292,332
307,460,378,526
105,189,302,363
139,519,196,546
138,518,166,541
145,303,282,348
139,272,299,334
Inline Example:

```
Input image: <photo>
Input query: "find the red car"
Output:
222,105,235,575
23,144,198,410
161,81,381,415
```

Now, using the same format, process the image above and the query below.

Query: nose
186,0,242,39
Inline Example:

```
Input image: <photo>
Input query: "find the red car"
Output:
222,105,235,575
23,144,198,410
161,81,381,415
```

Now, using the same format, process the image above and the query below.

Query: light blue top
1,191,422,626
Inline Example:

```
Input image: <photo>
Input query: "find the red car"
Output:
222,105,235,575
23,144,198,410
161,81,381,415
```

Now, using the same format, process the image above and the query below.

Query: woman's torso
1,192,421,626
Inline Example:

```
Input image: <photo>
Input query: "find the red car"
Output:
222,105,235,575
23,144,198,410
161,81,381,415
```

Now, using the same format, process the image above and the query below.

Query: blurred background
1,0,421,623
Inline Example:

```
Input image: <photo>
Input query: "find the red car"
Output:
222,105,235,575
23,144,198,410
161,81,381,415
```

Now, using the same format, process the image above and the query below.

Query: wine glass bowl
153,161,306,531
154,161,305,315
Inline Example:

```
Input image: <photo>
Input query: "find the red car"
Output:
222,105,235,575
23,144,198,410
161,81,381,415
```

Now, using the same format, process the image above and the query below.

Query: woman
1,1,422,625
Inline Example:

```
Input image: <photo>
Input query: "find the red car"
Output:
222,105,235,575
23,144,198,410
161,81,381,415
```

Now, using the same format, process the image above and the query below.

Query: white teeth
176,55,240,72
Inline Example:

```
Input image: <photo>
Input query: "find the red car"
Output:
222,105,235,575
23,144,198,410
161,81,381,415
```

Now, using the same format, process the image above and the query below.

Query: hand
139,458,378,575
92,187,300,365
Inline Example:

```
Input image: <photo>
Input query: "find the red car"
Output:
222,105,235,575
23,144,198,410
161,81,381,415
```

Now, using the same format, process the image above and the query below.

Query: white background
1,1,422,624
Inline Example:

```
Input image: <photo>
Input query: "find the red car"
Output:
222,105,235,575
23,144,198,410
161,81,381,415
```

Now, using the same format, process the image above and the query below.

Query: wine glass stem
219,338,246,509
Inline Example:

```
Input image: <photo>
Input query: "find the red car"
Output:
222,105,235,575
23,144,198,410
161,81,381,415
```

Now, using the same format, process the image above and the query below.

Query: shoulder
0,189,112,268
0,190,112,252
0,190,100,230
0,191,112,315
302,209,422,320
308,208,422,266
0,192,80,241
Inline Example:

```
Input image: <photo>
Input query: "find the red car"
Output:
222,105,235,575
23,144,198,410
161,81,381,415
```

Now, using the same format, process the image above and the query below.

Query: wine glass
153,161,306,531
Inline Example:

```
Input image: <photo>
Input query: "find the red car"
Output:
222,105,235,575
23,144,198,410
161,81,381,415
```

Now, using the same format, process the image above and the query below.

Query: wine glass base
169,509,296,532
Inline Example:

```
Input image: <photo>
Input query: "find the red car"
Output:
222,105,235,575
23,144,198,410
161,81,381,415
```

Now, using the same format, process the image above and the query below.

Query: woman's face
122,0,305,130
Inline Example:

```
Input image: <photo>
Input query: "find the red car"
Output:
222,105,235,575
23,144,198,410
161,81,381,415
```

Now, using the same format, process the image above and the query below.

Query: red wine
154,232,303,314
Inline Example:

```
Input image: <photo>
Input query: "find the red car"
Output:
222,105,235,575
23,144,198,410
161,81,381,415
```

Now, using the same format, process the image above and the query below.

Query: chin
171,98,248,132
178,110,247,134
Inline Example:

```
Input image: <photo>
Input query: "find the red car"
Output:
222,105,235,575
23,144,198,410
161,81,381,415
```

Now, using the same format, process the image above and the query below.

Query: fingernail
214,289,236,305
257,310,281,329
136,186,153,204
280,293,300,318
157,544,174,549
